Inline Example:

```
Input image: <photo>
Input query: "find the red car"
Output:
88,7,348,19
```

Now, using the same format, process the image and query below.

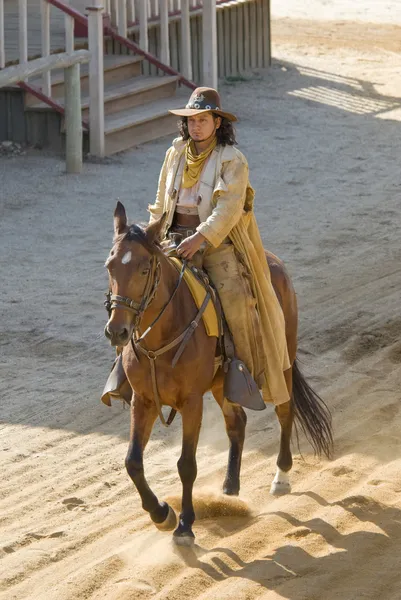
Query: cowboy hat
169,87,237,122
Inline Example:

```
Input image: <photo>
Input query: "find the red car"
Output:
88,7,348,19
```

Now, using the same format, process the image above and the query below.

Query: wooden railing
0,50,90,173
105,0,220,86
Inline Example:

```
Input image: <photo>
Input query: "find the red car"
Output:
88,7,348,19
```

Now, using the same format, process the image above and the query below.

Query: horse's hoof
173,531,195,546
270,481,291,496
223,485,239,496
154,504,177,532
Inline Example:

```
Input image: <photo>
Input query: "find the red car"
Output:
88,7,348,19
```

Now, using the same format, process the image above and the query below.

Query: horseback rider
103,87,291,407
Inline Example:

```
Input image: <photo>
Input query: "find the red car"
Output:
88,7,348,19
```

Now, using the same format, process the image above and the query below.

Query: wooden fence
0,50,90,172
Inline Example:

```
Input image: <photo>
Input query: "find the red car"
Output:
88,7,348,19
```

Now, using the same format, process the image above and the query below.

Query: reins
106,255,211,427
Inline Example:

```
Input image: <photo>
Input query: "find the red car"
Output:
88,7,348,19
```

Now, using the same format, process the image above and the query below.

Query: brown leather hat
169,87,237,122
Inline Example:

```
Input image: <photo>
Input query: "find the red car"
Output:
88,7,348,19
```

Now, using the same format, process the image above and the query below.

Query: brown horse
104,201,333,545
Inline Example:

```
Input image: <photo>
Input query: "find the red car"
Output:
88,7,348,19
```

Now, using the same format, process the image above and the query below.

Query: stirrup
101,354,132,406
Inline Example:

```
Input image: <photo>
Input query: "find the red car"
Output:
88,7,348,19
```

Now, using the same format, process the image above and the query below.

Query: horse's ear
114,201,127,235
146,213,168,244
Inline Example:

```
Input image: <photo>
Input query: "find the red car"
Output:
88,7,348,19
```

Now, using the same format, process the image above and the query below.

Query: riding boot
101,353,132,406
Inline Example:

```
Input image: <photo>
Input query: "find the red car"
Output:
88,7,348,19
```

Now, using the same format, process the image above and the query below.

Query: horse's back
265,251,298,363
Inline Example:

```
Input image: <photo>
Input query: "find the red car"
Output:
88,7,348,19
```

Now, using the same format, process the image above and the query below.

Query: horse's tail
292,358,334,459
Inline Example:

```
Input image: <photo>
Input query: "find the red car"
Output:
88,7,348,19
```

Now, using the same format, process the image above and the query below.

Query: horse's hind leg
271,368,294,496
125,394,177,530
174,394,203,545
212,377,247,496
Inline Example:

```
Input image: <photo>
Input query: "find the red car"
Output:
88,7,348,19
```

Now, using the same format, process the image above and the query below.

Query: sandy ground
1,6,401,600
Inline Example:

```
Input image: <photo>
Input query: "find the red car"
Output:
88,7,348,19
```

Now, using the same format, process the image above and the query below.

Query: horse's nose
104,324,130,346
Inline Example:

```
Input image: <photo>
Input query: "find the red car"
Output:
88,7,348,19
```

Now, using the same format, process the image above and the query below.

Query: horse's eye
142,268,150,276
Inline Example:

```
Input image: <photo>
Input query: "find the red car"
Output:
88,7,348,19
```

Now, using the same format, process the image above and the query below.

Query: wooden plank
87,6,105,157
256,0,263,68
223,3,230,78
217,8,224,79
264,0,271,66
159,0,170,65
237,2,244,74
148,26,157,75
41,0,51,96
0,91,7,139
118,0,128,36
180,0,192,81
0,50,90,87
127,0,135,24
170,20,179,72
250,0,257,69
5,89,26,142
230,6,237,76
190,13,197,84
19,0,28,63
202,0,217,88
195,13,202,84
0,0,5,68
64,62,82,173
139,0,148,51
243,1,249,72
65,13,75,54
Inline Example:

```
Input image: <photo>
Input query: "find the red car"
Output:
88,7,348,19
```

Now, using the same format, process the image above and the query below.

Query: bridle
104,254,161,331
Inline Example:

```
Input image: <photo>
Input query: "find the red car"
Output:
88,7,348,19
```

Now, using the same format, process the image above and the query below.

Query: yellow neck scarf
182,137,217,189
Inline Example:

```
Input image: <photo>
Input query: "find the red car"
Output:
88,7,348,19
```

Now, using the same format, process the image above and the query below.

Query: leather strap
136,261,187,343
171,292,211,368
134,290,212,427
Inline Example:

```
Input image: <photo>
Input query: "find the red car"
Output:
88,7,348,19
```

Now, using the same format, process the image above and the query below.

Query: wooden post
159,0,170,65
0,0,5,68
202,0,217,88
118,0,127,36
180,0,192,81
87,5,105,157
65,8,75,55
41,1,51,95
139,0,148,52
19,0,28,64
127,0,135,24
64,62,83,173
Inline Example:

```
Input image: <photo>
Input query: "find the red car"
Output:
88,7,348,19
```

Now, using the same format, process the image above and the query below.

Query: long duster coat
148,138,291,405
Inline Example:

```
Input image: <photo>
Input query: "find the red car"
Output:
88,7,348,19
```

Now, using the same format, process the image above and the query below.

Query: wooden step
25,55,143,107
28,76,179,121
104,96,185,155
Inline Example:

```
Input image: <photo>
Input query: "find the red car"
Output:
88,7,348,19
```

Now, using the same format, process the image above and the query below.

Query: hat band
186,101,220,111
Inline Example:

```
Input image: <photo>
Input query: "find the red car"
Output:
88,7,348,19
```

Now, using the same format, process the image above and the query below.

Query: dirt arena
1,4,401,599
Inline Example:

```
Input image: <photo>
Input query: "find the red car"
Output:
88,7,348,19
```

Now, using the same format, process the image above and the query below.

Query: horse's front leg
173,394,203,545
125,394,177,530
212,376,247,496
271,369,294,496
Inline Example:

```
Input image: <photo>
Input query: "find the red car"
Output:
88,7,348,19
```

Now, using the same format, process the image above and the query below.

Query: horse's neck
137,258,187,347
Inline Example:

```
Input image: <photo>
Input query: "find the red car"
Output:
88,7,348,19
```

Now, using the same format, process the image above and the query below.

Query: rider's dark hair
177,114,237,146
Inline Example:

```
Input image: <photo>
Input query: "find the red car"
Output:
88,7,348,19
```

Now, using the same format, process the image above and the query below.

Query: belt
175,205,199,216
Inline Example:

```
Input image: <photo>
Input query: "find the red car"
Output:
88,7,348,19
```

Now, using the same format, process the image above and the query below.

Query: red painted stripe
47,0,88,26
18,81,89,130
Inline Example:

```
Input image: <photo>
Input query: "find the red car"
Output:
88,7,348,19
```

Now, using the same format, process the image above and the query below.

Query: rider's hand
177,232,206,260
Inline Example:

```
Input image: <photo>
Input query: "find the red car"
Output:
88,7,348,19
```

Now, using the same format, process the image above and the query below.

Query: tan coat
148,138,250,247
149,138,291,405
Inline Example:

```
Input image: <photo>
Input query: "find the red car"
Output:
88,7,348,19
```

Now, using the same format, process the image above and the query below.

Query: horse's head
104,201,166,347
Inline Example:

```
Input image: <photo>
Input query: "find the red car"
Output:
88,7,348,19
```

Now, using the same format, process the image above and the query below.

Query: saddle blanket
169,258,219,338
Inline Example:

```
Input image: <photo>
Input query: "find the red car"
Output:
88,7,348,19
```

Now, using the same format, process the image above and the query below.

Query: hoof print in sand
62,497,86,511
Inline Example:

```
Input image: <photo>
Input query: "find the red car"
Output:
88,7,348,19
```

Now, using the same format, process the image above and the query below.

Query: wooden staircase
26,54,187,155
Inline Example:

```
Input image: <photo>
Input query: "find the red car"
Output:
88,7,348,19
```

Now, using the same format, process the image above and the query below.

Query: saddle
101,229,265,412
